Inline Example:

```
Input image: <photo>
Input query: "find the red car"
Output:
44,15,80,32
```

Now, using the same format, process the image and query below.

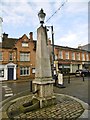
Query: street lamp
38,8,46,26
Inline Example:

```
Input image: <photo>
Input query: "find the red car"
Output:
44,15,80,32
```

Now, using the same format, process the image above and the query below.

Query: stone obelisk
33,25,55,108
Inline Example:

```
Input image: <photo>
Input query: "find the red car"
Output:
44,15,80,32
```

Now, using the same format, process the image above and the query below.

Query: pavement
1,92,90,119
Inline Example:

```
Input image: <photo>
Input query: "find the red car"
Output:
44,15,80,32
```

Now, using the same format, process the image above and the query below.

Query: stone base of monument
33,78,56,108
37,96,56,108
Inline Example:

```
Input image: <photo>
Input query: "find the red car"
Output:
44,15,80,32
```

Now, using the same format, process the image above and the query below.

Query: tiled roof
81,44,90,51
54,44,90,52
1,38,18,49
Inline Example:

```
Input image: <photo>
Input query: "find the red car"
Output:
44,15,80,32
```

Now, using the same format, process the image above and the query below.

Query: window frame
20,66,30,76
72,52,75,60
20,52,30,61
0,68,4,77
65,51,69,59
0,52,3,61
59,51,63,59
86,53,89,61
22,42,29,47
32,68,35,74
76,53,80,60
9,52,13,61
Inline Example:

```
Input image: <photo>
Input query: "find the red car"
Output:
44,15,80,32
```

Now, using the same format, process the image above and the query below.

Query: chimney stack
29,32,33,41
3,32,8,39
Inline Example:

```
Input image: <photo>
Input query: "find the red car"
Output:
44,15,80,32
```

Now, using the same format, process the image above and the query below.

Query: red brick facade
0,33,90,81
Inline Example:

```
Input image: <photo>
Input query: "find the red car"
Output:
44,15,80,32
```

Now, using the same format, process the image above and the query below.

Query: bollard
30,80,33,92
82,74,84,82
68,73,70,84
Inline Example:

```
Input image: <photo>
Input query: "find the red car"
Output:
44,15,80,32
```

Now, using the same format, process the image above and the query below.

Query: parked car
75,69,82,77
75,69,90,77
80,70,90,77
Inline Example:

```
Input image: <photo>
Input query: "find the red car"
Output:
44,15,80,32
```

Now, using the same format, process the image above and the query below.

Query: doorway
8,67,14,80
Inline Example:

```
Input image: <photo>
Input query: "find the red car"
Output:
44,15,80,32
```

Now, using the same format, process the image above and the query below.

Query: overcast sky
0,0,89,48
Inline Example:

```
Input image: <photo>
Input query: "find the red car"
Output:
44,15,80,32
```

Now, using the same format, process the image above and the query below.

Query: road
1,81,31,101
0,76,89,105
54,76,89,105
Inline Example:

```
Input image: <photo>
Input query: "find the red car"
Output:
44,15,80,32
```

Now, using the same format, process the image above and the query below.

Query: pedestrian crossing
2,84,13,97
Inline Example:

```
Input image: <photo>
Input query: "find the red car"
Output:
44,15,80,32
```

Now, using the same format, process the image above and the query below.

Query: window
22,43,28,47
20,52,30,61
20,67,30,76
76,53,80,60
32,68,35,74
9,52,13,61
72,52,75,60
86,53,89,61
0,52,2,61
0,69,4,77
65,52,69,59
55,55,58,60
82,53,85,61
59,51,63,59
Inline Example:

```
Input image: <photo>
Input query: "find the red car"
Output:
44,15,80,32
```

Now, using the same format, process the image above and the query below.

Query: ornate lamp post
38,8,46,26
33,9,56,108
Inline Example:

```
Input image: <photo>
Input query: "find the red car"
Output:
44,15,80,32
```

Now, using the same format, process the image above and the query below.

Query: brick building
0,32,36,81
0,33,90,81
54,45,90,74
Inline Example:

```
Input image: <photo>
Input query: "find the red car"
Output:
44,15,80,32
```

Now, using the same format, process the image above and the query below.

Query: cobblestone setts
7,95,84,120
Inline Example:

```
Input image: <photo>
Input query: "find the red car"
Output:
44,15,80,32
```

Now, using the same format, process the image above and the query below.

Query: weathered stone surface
35,26,52,78
33,26,55,108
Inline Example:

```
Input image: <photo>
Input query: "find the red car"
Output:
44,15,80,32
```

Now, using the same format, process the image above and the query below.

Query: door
8,68,14,80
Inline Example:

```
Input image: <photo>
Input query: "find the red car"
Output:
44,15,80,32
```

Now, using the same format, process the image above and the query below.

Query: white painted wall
0,63,16,81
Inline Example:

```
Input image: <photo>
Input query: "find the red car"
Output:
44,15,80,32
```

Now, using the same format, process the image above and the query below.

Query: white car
75,69,83,77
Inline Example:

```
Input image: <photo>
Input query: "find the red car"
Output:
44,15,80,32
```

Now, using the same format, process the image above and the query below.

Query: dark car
75,69,90,77
81,70,90,77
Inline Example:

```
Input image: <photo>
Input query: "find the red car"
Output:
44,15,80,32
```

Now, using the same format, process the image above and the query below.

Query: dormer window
22,42,28,47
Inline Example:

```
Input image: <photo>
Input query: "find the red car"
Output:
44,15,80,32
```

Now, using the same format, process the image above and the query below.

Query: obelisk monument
33,9,55,108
